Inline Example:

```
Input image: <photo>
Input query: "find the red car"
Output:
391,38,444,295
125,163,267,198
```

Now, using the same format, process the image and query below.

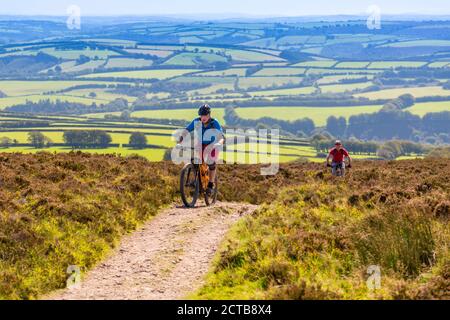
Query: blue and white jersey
186,117,223,144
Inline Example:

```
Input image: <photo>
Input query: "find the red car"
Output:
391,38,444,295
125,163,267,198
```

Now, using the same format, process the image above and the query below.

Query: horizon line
2,12,450,18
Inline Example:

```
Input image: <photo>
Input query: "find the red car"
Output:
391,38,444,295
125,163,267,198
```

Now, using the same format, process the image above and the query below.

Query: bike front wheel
180,163,199,207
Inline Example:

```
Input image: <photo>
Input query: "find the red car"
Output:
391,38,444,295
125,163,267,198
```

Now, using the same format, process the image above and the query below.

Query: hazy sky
1,0,449,16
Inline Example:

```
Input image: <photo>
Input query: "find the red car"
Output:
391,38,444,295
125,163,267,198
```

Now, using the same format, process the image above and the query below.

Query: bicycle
327,162,351,177
177,145,218,208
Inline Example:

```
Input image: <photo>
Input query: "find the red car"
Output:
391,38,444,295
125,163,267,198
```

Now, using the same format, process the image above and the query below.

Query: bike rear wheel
204,174,218,206
180,163,199,208
332,163,345,177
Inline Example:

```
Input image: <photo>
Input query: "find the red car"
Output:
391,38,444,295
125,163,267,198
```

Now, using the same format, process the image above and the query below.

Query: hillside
0,152,448,299
196,159,450,299
0,152,178,299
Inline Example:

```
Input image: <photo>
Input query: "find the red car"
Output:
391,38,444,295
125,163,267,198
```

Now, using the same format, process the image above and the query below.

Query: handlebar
175,143,223,150
175,144,195,151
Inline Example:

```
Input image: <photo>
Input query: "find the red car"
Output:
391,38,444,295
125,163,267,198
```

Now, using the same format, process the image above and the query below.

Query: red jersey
329,147,349,162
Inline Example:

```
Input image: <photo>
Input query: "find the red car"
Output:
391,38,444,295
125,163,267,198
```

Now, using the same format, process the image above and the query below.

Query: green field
0,80,119,96
104,58,153,69
320,81,373,93
80,69,199,80
405,101,450,116
237,76,303,89
427,62,450,68
198,68,248,77
61,60,106,73
292,60,337,67
125,48,174,57
234,105,384,126
67,88,137,103
187,83,236,96
367,61,427,69
163,52,228,66
249,86,316,96
40,48,119,59
334,61,371,68
0,94,107,109
131,108,226,123
355,86,450,99
254,67,306,76
0,130,174,146
169,76,232,85
183,46,283,62
306,68,380,75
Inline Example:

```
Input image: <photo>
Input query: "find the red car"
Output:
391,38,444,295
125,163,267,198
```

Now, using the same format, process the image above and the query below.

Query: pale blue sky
1,0,448,16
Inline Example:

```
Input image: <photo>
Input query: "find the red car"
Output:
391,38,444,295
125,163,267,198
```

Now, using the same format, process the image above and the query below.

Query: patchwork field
0,18,448,164
80,69,199,80
355,86,450,100
234,105,384,126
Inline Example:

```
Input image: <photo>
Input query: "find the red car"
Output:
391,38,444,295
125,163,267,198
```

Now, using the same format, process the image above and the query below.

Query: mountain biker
326,140,352,176
178,104,225,195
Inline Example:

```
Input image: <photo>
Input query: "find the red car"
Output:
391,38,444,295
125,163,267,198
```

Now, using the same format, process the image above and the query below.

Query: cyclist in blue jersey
179,104,225,195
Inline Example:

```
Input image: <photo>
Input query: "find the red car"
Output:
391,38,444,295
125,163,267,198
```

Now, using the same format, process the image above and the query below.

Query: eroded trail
46,202,257,300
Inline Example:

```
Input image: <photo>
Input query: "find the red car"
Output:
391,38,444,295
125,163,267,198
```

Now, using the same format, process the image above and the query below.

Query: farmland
0,17,449,162
234,105,385,126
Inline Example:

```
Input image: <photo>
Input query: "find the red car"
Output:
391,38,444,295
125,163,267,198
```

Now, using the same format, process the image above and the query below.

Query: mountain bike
328,162,348,177
177,145,218,208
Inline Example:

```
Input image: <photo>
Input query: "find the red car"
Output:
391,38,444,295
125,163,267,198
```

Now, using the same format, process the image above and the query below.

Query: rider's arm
216,134,225,145
178,119,196,144
347,156,352,166
343,149,352,165
213,120,225,145
342,150,352,167
326,152,332,165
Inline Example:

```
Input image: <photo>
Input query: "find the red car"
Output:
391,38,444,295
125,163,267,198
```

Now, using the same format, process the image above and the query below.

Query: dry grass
0,152,178,299
0,153,448,300
195,158,450,300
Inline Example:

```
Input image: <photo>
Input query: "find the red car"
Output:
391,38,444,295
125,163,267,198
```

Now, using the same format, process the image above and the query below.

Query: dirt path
45,201,257,300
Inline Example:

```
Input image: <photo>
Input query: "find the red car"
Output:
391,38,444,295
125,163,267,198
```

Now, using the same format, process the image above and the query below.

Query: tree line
1,130,151,149
4,98,129,115
325,95,449,143
312,137,430,160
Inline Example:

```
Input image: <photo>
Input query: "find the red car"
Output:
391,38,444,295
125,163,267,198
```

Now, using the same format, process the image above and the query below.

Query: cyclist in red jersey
326,140,352,176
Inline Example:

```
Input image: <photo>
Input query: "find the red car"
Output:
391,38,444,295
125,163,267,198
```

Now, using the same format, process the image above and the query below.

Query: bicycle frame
178,144,218,207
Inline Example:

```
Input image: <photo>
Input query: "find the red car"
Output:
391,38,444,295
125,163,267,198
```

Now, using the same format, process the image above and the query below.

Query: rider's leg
207,145,218,187
208,163,216,185
341,162,346,176
206,163,216,195
331,162,337,176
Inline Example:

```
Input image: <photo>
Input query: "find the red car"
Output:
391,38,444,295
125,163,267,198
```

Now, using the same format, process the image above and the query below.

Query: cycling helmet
198,104,211,116
335,140,342,145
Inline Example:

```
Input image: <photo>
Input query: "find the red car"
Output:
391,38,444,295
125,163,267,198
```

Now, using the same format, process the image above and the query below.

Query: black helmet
198,104,211,116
